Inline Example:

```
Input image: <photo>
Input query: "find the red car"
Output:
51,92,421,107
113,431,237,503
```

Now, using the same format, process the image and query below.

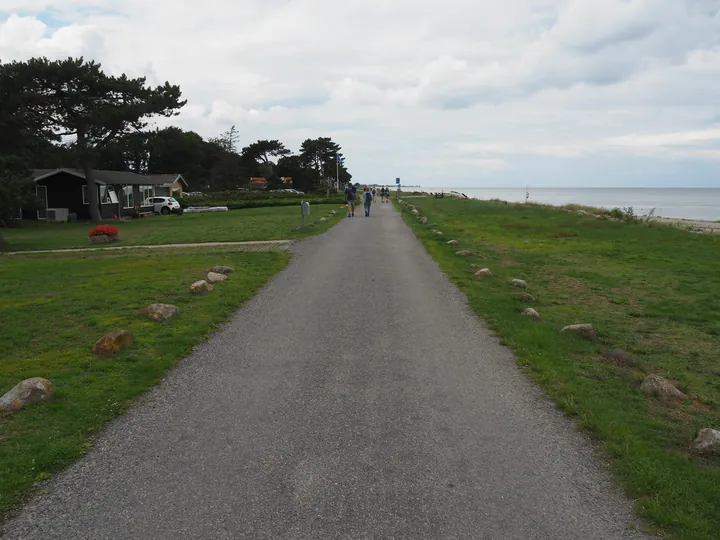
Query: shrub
88,225,119,238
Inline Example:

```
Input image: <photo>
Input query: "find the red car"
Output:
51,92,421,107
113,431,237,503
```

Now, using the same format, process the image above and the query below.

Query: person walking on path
371,187,377,203
363,186,373,217
345,182,357,217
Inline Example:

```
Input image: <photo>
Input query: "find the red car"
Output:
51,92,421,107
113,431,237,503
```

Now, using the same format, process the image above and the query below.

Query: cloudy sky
2,0,720,187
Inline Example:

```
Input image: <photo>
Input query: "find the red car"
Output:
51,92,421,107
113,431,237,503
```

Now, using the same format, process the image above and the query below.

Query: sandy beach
655,217,720,234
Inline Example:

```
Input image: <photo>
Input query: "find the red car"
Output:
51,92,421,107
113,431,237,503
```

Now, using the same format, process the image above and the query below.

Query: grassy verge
0,250,288,517
3,203,343,251
396,198,720,540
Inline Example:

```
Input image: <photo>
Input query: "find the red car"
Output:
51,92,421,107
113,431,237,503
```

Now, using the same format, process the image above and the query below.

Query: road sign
396,177,400,185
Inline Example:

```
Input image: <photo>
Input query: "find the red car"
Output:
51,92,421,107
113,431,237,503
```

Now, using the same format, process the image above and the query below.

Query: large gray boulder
0,378,54,412
142,304,179,322
640,374,686,400
690,429,720,455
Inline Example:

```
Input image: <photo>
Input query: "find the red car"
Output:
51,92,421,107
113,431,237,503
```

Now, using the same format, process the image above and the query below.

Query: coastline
407,190,720,234
654,216,720,233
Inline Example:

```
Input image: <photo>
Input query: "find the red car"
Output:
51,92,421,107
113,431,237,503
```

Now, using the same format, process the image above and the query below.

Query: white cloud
2,0,720,186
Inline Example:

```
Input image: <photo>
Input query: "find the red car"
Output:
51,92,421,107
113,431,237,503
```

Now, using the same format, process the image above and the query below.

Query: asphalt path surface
3,201,647,539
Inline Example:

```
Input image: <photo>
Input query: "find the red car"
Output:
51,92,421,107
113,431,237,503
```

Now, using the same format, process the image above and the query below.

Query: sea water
417,188,720,221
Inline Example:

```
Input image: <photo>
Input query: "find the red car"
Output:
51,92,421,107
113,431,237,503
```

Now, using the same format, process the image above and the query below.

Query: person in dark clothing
363,185,373,216
344,182,357,217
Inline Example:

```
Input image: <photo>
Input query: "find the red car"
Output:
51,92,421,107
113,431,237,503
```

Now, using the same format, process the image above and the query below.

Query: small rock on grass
602,349,631,363
142,304,179,322
320,217,327,222
640,374,686,400
561,324,595,338
207,272,227,284
191,280,213,296
518,292,536,302
92,330,133,356
420,217,428,225
522,308,540,319
425,223,437,228
209,266,235,274
0,378,54,412
475,268,492,277
411,209,419,216
432,231,443,236
690,429,720,456
511,279,528,289
447,240,459,246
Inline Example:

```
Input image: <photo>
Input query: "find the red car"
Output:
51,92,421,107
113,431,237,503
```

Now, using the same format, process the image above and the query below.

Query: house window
123,186,135,209
99,185,115,204
82,185,89,204
139,185,154,206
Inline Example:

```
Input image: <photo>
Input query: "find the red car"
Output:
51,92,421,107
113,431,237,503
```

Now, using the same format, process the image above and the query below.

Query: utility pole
336,153,340,192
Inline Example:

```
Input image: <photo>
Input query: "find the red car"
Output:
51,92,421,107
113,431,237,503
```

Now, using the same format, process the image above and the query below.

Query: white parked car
143,196,183,215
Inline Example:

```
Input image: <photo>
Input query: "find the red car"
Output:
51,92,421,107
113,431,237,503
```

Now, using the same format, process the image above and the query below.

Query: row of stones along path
0,206,343,412
401,199,720,457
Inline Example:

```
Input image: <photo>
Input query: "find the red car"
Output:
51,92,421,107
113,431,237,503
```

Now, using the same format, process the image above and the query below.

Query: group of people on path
344,184,392,217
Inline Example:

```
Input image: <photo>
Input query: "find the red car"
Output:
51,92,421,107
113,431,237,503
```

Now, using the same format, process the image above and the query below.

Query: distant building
249,177,267,190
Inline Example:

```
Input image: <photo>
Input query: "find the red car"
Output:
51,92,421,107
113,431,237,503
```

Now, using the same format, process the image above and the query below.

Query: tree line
0,56,351,228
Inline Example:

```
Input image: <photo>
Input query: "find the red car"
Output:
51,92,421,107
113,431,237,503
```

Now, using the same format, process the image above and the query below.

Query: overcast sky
2,0,720,187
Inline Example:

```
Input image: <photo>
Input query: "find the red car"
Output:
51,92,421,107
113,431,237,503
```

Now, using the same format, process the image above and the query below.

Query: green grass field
0,204,343,519
3,204,343,251
397,198,720,540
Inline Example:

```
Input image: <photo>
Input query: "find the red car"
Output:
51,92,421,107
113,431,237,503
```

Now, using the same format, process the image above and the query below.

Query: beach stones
206,272,227,284
511,279,528,289
92,330,134,356
191,280,213,296
142,304,179,322
0,378,54,412
209,266,235,274
690,429,720,456
561,324,595,338
640,374,686,400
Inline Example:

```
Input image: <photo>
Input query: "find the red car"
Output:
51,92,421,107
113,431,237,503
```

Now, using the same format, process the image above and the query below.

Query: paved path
2,240,293,256
2,203,646,539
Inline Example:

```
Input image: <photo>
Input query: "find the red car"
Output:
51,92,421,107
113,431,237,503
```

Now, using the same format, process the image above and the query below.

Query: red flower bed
88,225,119,238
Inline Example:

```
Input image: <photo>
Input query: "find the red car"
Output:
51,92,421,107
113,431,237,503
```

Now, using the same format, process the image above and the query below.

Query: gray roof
32,169,176,186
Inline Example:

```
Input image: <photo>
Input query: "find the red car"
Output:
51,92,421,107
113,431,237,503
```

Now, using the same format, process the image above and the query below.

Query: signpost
300,201,310,228
396,177,401,199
